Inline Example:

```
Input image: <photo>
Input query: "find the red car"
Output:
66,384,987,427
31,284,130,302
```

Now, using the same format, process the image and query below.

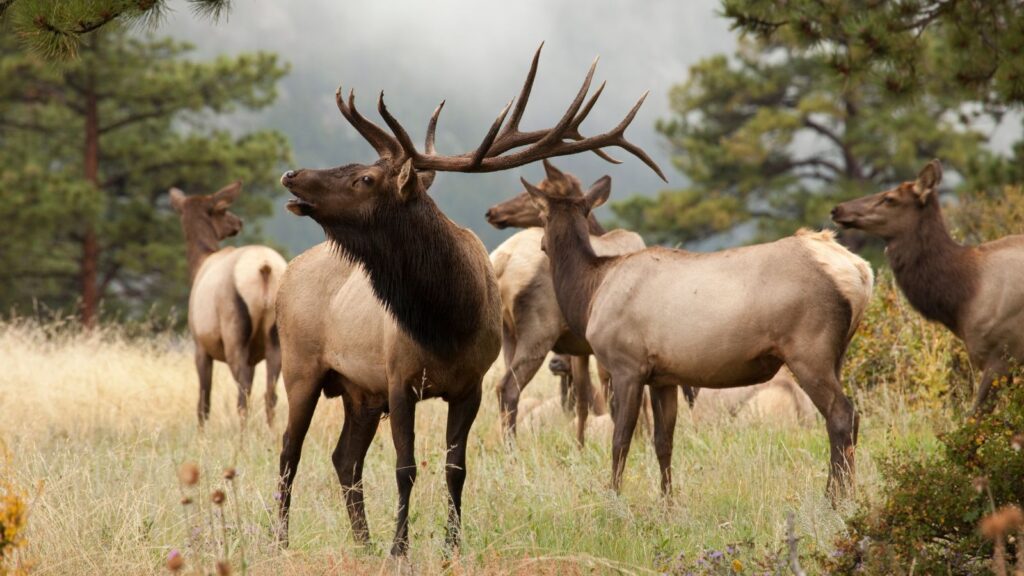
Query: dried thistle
211,489,226,506
223,467,236,481
216,560,232,575
1012,433,1024,452
166,549,184,572
178,462,199,487
179,496,192,506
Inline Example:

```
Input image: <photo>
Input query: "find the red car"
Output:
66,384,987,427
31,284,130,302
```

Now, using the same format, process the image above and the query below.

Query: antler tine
425,100,444,154
605,91,666,181
406,48,664,181
499,41,542,138
469,99,514,169
565,81,622,164
377,91,422,161
336,87,401,159
534,56,599,148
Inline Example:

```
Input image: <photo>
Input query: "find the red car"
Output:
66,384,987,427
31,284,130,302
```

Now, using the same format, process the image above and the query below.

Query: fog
160,0,737,251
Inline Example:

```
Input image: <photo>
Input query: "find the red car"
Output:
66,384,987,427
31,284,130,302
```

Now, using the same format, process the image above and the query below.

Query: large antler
337,44,666,182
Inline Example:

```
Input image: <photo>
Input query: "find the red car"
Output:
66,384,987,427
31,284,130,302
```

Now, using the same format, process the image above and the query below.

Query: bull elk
832,160,1024,414
524,161,873,499
274,44,663,556
169,182,287,427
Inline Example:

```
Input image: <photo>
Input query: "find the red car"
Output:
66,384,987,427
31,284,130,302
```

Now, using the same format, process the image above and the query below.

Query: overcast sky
159,0,737,250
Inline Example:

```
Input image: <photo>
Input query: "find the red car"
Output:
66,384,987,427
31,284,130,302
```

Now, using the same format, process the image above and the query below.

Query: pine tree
1,0,230,59
0,24,290,325
608,34,989,247
722,0,1024,106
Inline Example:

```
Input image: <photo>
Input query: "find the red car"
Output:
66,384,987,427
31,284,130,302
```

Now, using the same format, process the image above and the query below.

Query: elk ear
169,188,187,213
417,170,436,191
213,180,242,205
396,158,419,201
542,159,566,182
913,160,942,204
521,176,550,216
584,175,612,211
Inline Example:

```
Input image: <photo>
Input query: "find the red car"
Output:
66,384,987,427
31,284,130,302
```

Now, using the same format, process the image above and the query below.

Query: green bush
827,378,1024,575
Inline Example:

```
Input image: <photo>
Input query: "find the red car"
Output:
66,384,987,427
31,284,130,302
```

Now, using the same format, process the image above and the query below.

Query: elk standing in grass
524,161,872,498
487,179,643,445
488,185,697,444
274,45,663,556
169,182,287,428
832,160,1024,414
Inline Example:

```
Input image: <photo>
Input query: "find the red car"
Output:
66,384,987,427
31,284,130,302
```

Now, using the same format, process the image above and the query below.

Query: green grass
0,320,944,574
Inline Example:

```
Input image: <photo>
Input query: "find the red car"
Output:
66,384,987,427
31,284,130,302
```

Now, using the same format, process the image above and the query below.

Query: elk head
280,43,664,255
169,180,244,241
486,190,545,229
521,160,612,252
831,160,943,240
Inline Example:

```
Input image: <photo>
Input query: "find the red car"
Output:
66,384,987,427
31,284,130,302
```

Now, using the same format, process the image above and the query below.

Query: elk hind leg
787,357,858,504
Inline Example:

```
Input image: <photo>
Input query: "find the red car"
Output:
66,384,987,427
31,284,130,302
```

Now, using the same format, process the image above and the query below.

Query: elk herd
164,46,1024,556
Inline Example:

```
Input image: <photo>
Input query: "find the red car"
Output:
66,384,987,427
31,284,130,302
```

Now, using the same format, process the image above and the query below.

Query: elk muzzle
281,170,316,216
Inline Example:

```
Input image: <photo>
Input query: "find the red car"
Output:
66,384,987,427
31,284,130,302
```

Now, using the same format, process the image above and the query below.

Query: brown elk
274,45,664,556
169,182,287,427
832,160,1024,414
524,161,873,499
487,184,694,445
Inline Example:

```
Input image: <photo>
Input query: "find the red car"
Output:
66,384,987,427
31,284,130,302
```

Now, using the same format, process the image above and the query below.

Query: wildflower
223,467,236,481
731,558,743,572
216,560,232,575
178,462,200,487
211,489,226,506
166,549,184,572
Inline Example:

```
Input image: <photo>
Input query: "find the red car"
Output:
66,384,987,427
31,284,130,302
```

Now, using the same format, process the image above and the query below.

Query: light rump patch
795,228,874,335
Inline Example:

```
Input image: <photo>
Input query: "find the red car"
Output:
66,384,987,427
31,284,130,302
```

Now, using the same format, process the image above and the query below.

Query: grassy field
0,318,947,575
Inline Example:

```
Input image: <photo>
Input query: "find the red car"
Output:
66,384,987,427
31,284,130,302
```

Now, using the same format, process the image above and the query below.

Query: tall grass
0,313,944,575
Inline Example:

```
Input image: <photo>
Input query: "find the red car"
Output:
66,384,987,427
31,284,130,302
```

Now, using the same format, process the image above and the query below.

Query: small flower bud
178,462,199,486
211,489,226,505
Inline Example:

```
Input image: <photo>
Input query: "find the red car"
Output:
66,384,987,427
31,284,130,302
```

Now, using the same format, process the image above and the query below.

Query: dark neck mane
324,194,485,360
885,199,977,335
545,204,612,338
182,218,221,283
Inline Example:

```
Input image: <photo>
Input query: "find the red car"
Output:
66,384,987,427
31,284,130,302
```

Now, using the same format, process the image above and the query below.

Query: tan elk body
274,45,665,556
170,182,286,427
525,162,872,497
833,160,1024,413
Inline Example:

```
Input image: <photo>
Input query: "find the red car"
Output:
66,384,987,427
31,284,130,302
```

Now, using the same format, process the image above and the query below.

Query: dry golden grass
0,319,942,575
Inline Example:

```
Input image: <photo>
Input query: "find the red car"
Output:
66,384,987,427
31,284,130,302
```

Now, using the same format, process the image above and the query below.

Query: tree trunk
80,72,100,328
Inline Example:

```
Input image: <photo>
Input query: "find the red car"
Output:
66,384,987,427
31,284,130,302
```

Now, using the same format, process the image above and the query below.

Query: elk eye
883,196,897,205
360,175,373,185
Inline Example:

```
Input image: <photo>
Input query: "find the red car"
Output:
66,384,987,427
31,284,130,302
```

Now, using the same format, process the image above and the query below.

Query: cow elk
488,179,698,445
274,45,663,556
524,161,873,499
487,177,644,446
169,181,287,428
832,160,1024,414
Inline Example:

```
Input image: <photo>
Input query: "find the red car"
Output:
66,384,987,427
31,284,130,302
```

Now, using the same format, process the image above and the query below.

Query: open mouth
285,198,315,216
831,216,857,228
486,215,508,229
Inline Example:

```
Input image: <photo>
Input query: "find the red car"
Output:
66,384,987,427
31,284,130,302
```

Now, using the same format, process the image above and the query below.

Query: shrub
827,378,1024,575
